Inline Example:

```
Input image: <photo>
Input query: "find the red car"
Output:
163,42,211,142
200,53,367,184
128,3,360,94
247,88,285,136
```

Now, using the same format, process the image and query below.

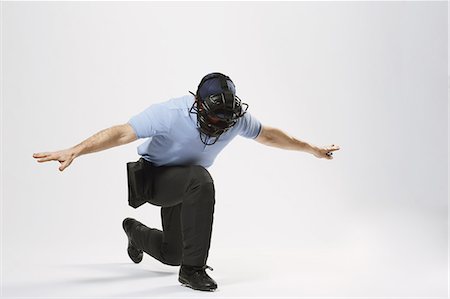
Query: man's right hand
33,149,77,172
33,124,137,172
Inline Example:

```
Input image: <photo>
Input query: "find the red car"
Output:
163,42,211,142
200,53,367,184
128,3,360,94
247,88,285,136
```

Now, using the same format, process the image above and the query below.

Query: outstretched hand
313,144,340,160
33,149,77,171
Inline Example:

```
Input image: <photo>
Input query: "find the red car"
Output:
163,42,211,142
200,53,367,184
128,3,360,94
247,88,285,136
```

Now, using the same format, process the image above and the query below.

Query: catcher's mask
189,72,248,145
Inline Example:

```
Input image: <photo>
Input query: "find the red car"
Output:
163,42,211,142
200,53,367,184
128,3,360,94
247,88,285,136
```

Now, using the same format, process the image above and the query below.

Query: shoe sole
178,277,217,292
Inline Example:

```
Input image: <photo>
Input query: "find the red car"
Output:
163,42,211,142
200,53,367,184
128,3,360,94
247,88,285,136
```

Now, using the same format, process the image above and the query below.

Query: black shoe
122,218,143,264
178,265,217,292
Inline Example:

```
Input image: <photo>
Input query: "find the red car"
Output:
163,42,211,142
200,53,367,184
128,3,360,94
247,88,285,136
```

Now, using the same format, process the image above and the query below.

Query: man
33,72,340,292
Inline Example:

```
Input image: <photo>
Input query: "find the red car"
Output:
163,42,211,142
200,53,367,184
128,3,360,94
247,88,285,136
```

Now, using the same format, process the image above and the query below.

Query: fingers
34,153,58,163
322,144,340,160
59,159,72,172
324,144,340,158
33,152,50,159
328,144,340,151
33,150,74,171
33,152,63,164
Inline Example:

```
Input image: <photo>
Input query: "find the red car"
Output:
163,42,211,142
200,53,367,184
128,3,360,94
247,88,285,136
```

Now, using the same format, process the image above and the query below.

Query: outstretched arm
255,125,340,160
33,123,137,171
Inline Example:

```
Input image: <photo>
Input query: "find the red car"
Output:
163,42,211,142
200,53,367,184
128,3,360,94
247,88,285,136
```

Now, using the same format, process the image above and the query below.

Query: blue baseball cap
196,72,236,100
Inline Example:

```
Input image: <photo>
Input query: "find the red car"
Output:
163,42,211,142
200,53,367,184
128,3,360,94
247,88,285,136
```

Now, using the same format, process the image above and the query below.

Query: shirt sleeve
238,111,262,139
127,102,172,139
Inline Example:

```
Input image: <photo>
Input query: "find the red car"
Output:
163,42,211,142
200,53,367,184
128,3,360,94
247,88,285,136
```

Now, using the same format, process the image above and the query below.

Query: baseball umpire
33,72,340,292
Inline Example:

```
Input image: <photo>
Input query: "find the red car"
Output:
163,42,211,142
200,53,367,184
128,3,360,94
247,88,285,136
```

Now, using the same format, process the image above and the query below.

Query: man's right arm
73,123,137,156
33,123,138,171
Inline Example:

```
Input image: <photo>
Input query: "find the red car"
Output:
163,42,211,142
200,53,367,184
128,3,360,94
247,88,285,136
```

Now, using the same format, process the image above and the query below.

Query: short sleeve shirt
128,94,262,168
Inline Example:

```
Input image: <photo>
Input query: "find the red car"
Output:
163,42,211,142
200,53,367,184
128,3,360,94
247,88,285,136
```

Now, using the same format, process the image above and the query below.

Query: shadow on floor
3,262,178,297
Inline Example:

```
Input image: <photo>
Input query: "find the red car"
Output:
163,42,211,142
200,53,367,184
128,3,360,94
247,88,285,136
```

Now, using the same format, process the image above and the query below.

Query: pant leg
131,165,215,267
129,204,183,266
178,172,215,266
159,203,184,265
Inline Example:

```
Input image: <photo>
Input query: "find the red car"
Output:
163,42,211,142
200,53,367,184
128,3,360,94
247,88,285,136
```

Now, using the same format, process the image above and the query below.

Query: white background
1,1,448,298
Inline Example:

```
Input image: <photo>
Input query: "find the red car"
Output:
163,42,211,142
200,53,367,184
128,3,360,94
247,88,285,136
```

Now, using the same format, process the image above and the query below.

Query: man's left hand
313,144,341,160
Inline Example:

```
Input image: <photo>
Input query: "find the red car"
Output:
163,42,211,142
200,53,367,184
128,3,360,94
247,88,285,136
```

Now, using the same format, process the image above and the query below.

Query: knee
186,166,215,205
188,166,215,193
189,165,214,186
196,182,215,206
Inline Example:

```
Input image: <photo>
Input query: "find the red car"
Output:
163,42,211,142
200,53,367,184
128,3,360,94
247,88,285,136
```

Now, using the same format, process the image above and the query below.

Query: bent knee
189,165,214,186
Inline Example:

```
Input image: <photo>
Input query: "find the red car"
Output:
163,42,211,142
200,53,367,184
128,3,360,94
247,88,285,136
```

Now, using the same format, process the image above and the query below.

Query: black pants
128,163,215,267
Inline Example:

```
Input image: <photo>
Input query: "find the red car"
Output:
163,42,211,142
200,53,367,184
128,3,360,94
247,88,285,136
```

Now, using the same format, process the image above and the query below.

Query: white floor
2,246,446,298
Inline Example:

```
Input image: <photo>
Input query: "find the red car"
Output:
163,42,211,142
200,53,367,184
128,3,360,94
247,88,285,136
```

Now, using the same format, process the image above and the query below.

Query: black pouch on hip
126,158,153,208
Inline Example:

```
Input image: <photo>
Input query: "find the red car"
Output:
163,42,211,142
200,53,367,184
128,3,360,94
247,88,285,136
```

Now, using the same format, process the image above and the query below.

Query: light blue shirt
128,94,262,168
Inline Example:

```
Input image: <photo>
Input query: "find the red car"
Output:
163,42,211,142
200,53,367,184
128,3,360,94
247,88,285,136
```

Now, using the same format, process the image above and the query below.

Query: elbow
117,124,137,145
255,126,277,146
256,126,297,150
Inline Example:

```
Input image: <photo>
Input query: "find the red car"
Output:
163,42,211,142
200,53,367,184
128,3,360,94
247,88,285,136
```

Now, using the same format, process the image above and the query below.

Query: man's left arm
254,125,340,160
